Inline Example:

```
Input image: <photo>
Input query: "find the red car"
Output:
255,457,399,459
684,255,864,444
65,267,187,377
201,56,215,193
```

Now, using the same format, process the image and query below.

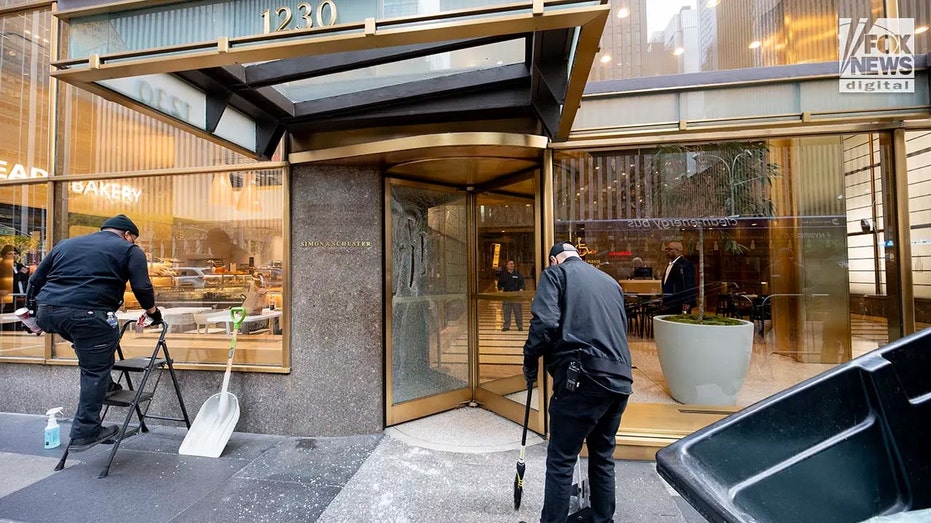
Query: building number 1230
261,1,338,33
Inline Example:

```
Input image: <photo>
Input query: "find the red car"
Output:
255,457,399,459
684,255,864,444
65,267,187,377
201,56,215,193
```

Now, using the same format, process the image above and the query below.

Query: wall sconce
236,173,262,212
209,172,233,206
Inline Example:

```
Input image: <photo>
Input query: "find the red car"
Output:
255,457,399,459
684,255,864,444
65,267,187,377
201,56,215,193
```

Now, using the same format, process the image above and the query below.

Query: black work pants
37,305,120,440
541,385,630,523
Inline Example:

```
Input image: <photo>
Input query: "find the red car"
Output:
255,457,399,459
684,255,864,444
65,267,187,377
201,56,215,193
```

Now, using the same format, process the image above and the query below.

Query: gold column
890,129,915,336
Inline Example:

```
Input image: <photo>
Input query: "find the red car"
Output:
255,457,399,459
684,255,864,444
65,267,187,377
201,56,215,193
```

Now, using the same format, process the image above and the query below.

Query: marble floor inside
628,313,894,407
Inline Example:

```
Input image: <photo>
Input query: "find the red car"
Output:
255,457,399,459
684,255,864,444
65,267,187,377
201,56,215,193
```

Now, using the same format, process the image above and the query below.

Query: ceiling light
673,47,685,56
600,54,612,64
235,173,262,213
209,172,234,206
617,7,630,18
748,41,762,49
705,0,720,6
916,26,929,35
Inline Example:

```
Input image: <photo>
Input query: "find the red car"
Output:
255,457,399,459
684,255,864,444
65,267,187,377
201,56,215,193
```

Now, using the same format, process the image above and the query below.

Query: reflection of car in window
173,267,219,288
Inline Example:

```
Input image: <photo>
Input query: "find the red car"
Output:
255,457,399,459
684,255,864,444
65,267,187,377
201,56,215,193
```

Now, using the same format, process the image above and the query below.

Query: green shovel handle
230,306,247,329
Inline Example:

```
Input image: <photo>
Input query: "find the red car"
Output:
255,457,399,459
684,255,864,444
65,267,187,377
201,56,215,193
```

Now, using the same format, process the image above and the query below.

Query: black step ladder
55,321,191,478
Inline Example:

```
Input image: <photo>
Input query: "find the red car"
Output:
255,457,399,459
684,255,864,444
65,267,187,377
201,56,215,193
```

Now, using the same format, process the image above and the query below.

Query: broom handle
520,380,533,447
221,307,247,394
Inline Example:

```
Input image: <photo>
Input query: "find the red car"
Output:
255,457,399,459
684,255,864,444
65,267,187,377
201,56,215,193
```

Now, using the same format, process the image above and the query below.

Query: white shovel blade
178,391,240,458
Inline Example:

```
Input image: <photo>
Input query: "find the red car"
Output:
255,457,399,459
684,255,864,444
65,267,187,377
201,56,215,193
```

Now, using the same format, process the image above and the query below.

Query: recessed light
748,41,762,49
617,7,630,18
916,25,929,34
600,54,612,64
673,47,685,56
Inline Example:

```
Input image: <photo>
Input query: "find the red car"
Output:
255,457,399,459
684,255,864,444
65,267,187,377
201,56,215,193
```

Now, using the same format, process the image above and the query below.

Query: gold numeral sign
261,1,338,33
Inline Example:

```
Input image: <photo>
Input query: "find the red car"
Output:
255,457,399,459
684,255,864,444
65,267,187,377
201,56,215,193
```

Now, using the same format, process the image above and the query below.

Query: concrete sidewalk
0,409,705,523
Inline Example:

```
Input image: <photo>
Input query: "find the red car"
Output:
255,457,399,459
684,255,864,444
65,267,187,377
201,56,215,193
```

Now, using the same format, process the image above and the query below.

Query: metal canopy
52,1,608,159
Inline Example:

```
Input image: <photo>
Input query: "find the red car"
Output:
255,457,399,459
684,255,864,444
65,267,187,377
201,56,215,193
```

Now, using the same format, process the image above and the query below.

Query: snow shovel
179,307,247,458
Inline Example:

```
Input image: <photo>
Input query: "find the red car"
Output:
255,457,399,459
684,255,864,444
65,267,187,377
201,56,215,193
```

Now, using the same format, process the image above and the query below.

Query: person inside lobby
496,259,525,331
661,241,696,314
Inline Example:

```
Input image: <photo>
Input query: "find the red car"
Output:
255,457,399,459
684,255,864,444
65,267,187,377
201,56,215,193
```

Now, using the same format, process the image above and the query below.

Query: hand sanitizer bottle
44,407,63,449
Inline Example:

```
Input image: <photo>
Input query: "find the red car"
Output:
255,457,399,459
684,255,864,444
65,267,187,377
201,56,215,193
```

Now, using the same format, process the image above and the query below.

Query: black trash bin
656,328,931,523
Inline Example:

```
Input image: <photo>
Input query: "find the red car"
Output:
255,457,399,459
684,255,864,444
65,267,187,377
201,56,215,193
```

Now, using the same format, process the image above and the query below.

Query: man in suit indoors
661,241,696,314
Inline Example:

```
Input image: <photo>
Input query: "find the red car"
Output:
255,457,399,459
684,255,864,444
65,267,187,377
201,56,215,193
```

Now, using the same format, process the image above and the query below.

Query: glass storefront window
0,7,51,176
0,181,47,360
46,171,287,368
0,5,52,361
554,133,892,407
590,0,894,81
905,129,931,331
55,82,279,176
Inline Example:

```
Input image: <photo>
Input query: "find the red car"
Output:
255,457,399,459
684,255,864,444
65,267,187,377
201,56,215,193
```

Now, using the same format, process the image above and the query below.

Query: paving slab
0,452,74,498
0,448,243,523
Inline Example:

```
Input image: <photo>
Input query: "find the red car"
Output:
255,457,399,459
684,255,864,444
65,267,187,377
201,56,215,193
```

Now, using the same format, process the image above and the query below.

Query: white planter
653,315,754,406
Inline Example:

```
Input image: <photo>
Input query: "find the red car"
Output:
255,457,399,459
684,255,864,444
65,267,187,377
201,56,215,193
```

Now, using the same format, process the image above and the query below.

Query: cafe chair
192,311,225,334
716,294,737,317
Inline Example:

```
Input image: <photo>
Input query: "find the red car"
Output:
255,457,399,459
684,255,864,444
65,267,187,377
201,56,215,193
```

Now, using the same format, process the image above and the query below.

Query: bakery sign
0,160,142,203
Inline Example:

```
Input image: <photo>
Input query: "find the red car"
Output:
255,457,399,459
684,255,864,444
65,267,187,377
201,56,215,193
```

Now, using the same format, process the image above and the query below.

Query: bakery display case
123,263,256,310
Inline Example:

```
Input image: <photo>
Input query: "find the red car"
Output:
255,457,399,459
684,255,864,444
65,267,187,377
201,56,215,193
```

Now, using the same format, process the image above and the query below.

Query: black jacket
497,270,525,292
523,257,632,394
28,231,155,311
662,256,697,310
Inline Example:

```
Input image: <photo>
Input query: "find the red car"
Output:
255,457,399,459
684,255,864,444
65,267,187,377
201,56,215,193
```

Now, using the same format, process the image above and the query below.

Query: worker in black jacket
523,242,633,523
28,214,162,451
497,259,526,331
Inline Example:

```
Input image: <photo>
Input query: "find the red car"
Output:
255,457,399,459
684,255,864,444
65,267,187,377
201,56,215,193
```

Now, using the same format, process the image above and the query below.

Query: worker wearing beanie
26,214,162,451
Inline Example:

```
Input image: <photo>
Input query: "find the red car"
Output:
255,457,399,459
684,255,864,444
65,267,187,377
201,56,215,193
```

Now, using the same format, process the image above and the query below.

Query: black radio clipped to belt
566,360,582,392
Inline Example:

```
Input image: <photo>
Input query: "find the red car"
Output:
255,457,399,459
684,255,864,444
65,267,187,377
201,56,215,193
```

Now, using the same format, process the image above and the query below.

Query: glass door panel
473,174,545,433
386,180,470,425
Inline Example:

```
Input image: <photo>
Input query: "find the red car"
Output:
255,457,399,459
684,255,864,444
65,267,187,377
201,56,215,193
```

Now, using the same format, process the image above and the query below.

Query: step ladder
55,321,191,478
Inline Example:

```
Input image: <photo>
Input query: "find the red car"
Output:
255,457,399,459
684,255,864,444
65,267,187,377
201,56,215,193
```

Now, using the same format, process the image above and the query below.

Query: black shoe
501,328,509,332
69,425,119,452
106,380,123,398
517,327,523,331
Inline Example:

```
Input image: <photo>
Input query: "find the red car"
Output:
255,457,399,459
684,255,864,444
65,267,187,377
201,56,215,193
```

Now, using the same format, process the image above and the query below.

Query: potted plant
650,142,779,406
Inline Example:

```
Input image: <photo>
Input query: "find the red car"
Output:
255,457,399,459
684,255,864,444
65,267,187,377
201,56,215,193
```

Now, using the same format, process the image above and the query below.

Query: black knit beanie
100,214,139,236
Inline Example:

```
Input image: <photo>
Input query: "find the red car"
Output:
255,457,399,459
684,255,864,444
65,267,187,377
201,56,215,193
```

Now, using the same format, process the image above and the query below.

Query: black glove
145,307,163,326
523,357,538,386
